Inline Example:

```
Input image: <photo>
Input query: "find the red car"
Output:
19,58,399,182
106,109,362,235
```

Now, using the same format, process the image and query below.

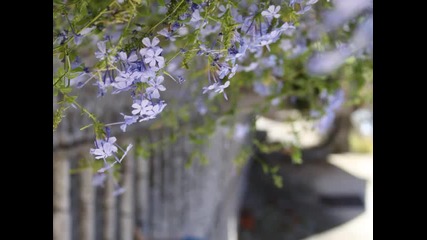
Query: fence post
134,141,149,239
78,147,95,240
53,151,71,240
103,175,116,240
119,141,135,240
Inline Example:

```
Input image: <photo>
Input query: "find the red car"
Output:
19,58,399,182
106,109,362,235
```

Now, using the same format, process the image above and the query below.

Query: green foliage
53,0,373,190
220,7,238,50
290,145,302,164
272,174,283,188
53,104,69,131
165,0,187,24
258,158,283,188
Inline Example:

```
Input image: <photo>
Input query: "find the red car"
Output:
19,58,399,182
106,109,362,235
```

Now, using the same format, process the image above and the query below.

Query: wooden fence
53,119,252,240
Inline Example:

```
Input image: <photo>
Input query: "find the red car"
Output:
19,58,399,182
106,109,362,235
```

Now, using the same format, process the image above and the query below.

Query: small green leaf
270,165,280,174
261,162,269,174
273,175,283,188
80,124,93,131
291,146,302,164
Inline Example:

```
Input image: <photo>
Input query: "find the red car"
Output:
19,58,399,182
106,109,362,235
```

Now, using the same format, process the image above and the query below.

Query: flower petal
156,76,164,84
146,49,155,57
128,52,138,62
155,48,163,56
142,37,151,47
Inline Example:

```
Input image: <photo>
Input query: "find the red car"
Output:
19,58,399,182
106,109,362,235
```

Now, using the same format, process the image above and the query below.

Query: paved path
239,153,373,240
303,153,373,240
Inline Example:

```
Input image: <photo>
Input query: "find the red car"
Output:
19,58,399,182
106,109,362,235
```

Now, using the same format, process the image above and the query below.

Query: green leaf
291,146,302,164
261,161,269,174
53,105,69,131
273,174,283,188
270,165,280,174
199,154,209,165
79,124,93,131
64,95,78,103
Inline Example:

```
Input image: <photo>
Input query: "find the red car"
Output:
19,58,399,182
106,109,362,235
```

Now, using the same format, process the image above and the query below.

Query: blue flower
190,10,203,23
261,5,281,20
253,82,271,96
140,37,161,57
90,137,118,160
228,64,238,79
132,99,153,116
280,39,293,51
111,71,135,93
290,0,318,15
217,64,230,79
316,111,335,134
214,81,230,94
96,77,112,97
113,187,126,196
158,28,177,41
95,41,111,60
74,26,95,45
120,113,139,132
118,51,138,65
146,76,166,99
203,81,230,100
234,123,250,141
92,173,106,186
144,48,165,68
142,101,167,121
140,69,157,82
315,89,345,134
202,83,217,94
190,10,207,29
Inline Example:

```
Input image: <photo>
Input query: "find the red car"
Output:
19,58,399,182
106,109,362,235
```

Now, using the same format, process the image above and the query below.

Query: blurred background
239,107,373,240
53,104,372,240
53,0,373,239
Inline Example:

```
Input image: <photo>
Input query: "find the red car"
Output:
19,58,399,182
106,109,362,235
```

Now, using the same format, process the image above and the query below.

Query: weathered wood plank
119,140,135,240
53,151,71,240
134,141,149,238
78,150,95,240
102,175,116,240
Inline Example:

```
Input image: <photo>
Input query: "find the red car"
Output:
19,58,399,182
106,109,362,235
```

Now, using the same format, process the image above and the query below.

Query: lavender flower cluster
83,1,322,179
85,37,170,180
55,0,372,189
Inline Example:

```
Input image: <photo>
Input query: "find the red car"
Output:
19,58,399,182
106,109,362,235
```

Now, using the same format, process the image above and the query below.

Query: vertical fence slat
134,142,149,239
119,144,135,240
103,175,116,240
78,155,95,240
53,151,71,240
